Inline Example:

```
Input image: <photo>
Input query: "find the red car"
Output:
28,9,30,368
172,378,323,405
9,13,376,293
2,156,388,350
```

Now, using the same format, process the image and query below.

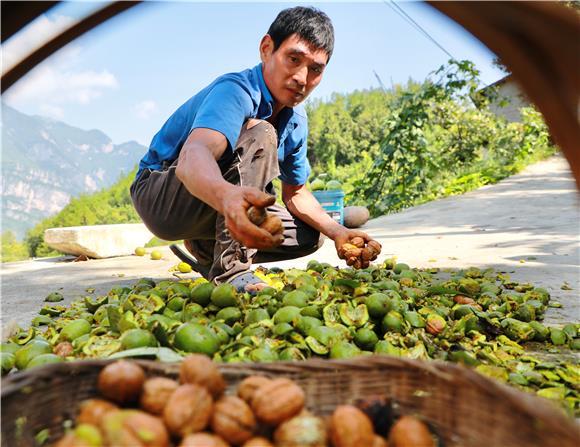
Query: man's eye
289,56,299,63
311,66,322,74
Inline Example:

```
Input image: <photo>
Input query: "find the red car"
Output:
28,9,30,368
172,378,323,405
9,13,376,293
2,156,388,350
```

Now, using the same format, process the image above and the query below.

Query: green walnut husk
11,263,579,417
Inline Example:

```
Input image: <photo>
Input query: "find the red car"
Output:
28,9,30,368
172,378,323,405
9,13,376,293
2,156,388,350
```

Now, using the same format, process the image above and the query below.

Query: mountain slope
1,104,147,237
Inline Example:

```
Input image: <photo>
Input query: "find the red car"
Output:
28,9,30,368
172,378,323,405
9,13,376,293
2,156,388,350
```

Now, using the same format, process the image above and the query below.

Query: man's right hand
176,128,283,250
221,187,284,250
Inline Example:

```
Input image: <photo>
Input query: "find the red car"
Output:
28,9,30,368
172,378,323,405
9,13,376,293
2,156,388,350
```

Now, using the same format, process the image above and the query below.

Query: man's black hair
267,6,334,60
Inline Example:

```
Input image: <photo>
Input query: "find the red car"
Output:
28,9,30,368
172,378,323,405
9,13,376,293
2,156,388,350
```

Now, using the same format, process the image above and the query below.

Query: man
131,6,373,292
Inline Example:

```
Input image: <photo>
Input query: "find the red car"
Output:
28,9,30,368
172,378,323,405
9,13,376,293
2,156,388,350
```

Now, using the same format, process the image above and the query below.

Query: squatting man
131,6,381,293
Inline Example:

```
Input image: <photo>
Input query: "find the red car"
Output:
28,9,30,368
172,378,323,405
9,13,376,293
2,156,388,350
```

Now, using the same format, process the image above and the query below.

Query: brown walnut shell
361,247,375,262
237,375,272,404
260,214,284,236
426,316,446,336
163,384,213,437
273,413,327,447
453,295,476,305
77,398,118,426
179,354,226,398
179,433,229,447
100,409,169,447
247,206,267,226
329,405,375,447
251,378,305,425
350,236,366,248
343,247,362,259
242,437,274,447
97,360,145,405
54,341,74,357
211,395,256,445
388,415,435,447
338,243,358,258
345,256,357,266
140,377,179,415
367,240,382,256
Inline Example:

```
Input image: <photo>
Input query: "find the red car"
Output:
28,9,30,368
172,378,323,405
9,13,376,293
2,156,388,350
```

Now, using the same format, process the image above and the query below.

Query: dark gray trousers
130,120,323,283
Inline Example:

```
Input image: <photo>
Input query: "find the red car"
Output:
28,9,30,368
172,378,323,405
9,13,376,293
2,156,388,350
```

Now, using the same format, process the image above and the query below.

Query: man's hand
221,187,284,250
333,228,372,260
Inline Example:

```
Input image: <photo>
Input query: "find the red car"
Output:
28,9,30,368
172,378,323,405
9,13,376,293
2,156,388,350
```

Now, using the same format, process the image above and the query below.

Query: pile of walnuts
338,236,382,270
55,355,435,447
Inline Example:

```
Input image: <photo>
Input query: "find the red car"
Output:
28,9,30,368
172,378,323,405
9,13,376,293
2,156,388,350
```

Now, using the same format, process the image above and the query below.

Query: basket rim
1,354,577,436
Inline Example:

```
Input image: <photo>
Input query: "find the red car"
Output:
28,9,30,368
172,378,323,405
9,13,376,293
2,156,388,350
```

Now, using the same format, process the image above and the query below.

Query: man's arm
176,128,282,249
282,182,371,256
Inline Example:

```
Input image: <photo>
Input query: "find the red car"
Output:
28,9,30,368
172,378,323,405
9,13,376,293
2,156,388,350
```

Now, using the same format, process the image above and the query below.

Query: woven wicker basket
1,355,578,447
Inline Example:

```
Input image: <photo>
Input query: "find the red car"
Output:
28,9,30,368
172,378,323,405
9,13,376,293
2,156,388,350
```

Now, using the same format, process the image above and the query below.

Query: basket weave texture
1,355,578,447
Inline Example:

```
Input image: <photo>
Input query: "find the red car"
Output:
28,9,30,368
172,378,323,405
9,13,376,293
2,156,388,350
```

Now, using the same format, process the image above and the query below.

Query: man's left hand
333,228,372,260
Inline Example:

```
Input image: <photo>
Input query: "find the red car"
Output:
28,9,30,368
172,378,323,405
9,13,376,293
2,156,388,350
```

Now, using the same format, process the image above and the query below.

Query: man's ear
259,35,275,63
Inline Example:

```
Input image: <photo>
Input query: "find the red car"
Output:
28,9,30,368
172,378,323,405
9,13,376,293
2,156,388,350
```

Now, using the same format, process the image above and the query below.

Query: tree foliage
1,231,29,262
305,59,556,216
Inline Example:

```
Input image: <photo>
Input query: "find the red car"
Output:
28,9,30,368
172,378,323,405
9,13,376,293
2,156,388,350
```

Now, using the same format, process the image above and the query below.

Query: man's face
260,33,328,109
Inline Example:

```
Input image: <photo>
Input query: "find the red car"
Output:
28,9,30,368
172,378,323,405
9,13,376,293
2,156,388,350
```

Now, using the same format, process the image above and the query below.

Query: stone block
343,206,370,228
44,224,154,258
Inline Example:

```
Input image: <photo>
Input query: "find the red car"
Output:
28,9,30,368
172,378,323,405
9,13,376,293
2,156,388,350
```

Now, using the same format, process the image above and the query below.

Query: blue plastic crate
312,190,345,225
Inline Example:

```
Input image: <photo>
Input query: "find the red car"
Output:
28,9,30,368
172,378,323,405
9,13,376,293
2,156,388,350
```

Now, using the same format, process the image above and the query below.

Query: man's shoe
227,270,267,295
169,244,211,278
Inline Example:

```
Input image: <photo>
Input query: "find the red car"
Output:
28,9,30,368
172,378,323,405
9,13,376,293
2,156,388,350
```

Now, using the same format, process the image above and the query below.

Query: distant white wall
489,79,530,122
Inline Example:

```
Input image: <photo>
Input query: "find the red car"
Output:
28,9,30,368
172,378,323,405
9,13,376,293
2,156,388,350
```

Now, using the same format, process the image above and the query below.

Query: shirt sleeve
190,79,254,151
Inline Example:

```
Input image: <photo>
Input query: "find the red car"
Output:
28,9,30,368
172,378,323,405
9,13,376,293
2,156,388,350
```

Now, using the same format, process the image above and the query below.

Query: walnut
211,395,256,445
251,378,305,426
247,206,267,226
388,415,435,447
453,295,476,305
273,413,327,447
260,215,284,236
163,384,213,437
350,236,365,248
179,354,225,398
237,376,272,404
77,398,118,426
242,437,274,447
140,377,179,415
361,247,376,262
54,341,74,357
367,240,381,256
100,409,169,447
179,433,229,447
97,360,145,405
329,405,375,447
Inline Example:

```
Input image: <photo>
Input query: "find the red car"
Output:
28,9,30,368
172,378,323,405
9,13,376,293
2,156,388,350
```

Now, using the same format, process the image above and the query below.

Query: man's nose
292,66,308,87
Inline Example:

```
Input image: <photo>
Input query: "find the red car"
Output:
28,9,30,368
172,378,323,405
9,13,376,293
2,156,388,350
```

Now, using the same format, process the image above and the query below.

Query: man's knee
298,227,325,253
240,119,277,150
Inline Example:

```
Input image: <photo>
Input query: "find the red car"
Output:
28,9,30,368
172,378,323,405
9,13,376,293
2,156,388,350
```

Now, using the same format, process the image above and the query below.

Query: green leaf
108,347,183,362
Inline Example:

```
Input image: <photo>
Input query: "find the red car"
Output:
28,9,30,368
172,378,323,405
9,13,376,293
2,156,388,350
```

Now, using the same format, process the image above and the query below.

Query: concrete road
2,155,579,336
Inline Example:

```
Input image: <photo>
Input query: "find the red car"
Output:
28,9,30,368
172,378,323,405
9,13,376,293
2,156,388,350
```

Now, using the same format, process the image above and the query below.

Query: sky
2,0,506,147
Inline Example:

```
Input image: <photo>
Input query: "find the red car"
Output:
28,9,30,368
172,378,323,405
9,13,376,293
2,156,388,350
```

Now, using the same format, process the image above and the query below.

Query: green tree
1,231,29,262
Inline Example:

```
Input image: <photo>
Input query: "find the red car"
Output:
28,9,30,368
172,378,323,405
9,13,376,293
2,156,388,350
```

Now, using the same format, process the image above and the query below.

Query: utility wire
373,70,389,93
382,0,455,60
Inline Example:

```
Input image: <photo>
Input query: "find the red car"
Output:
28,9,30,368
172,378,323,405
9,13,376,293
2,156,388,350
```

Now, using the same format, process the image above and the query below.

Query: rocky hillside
1,105,146,238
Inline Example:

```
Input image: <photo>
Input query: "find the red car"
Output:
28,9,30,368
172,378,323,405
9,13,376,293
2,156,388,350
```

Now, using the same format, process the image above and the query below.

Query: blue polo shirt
137,63,310,186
